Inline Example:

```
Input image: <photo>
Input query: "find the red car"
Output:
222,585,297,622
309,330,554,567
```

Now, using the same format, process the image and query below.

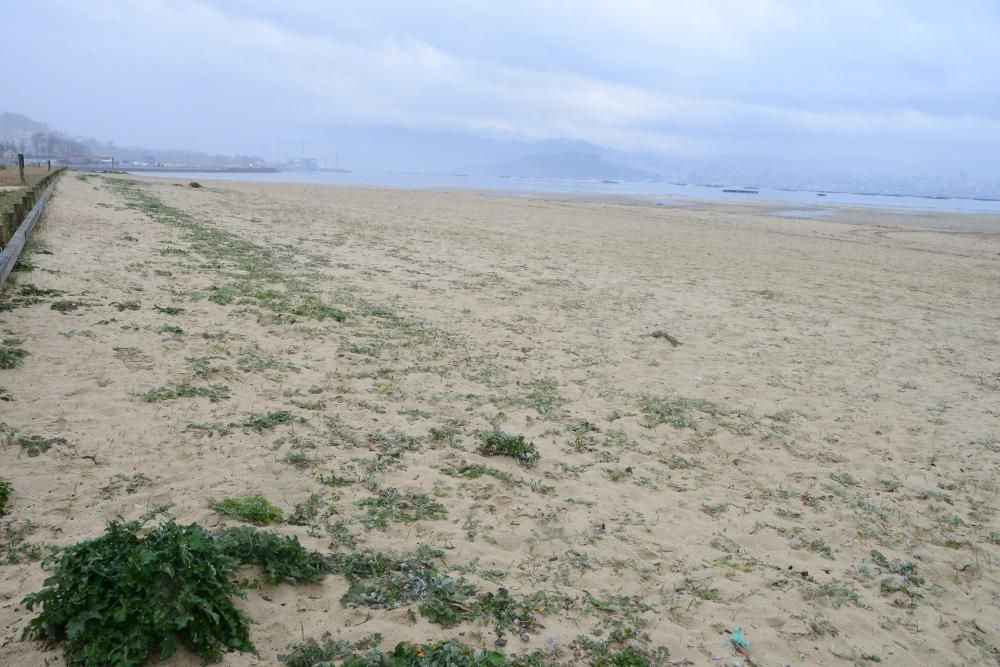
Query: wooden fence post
17,154,25,184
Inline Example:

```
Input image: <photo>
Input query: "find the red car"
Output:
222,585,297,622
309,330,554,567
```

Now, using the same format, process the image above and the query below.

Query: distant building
287,157,318,170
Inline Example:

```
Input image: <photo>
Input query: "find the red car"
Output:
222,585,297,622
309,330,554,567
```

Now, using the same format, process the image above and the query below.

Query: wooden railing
0,167,66,289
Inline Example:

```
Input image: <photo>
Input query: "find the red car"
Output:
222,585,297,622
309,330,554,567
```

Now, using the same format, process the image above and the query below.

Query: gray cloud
5,1,999,178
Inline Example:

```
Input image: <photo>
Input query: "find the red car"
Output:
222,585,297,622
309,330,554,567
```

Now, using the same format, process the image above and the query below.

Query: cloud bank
4,1,999,178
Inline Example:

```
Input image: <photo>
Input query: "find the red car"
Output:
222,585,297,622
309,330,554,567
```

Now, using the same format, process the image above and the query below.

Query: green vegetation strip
104,178,347,322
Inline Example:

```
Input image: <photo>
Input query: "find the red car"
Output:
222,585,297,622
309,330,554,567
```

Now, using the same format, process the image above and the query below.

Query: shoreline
111,169,1000,217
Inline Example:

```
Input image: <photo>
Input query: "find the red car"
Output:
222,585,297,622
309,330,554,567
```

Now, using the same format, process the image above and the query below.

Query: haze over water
141,169,1000,216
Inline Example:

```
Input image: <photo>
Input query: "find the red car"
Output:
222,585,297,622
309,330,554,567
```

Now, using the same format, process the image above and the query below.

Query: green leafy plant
320,473,354,487
477,430,541,467
50,300,83,313
1,519,42,564
214,526,332,584
242,410,294,432
638,395,718,429
283,634,508,667
22,517,338,666
214,495,283,525
16,433,67,457
153,304,185,315
142,382,230,402
357,489,447,529
0,480,10,515
22,518,254,665
440,462,522,486
0,342,28,369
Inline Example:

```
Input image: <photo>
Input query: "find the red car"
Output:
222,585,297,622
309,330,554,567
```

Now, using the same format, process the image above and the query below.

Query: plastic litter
726,626,751,650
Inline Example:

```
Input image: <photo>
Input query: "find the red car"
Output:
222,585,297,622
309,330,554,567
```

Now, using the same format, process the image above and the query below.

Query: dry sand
1,173,999,665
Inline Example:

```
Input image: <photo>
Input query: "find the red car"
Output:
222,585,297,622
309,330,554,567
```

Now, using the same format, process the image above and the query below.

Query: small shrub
22,518,254,665
357,488,447,529
477,430,540,467
0,480,10,515
287,493,326,526
440,463,521,486
142,382,230,402
214,495,283,525
291,299,347,322
1,519,42,564
22,517,337,665
320,473,354,487
0,342,28,369
50,300,83,313
214,526,332,584
17,433,67,457
283,634,508,667
638,395,718,429
242,410,293,432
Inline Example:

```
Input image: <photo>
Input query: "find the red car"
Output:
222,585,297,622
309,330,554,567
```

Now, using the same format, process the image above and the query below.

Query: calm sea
137,170,1000,215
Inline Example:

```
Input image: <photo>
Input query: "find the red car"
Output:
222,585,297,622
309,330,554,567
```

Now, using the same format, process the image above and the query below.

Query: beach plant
440,462,522,486
287,493,327,526
477,429,541,467
142,382,230,402
283,634,508,667
107,180,348,323
17,433,67,457
521,378,562,415
22,518,254,665
0,480,10,515
21,516,337,666
356,488,447,529
649,330,682,346
153,304,185,315
0,341,28,369
241,410,294,432
638,395,718,429
214,495,283,525
320,473,354,487
99,473,152,498
213,526,332,584
1,519,42,565
329,545,547,640
50,300,82,313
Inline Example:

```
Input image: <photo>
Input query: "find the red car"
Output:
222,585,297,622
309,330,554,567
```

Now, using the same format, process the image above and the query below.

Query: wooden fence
0,167,65,289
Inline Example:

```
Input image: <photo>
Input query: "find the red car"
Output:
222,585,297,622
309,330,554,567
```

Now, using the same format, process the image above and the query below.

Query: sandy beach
1,173,998,665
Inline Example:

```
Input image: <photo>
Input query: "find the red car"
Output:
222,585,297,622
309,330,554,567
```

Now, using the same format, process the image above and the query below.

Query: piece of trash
693,375,704,382
725,627,750,650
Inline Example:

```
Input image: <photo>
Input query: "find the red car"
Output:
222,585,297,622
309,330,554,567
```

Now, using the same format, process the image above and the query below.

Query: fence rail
0,167,65,289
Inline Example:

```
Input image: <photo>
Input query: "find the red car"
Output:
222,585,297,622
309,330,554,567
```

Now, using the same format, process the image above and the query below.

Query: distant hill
478,151,656,181
0,111,260,165
0,112,50,140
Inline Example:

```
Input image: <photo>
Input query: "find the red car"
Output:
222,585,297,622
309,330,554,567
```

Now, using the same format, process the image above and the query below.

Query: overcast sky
5,1,1000,178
